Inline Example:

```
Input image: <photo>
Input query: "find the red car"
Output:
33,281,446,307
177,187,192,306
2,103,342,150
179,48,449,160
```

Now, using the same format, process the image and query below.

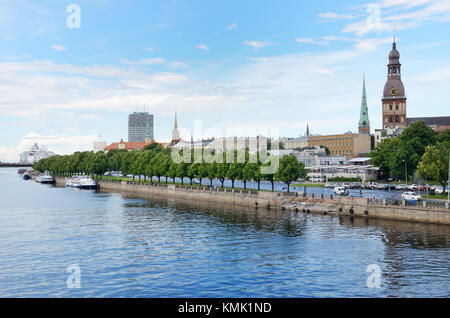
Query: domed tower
382,38,407,128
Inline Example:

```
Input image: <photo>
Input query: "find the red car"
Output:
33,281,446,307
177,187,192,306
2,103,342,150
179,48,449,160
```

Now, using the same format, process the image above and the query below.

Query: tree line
33,146,306,192
370,121,450,189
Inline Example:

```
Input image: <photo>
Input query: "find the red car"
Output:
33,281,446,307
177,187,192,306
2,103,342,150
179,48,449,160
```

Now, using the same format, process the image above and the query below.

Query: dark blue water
0,168,449,297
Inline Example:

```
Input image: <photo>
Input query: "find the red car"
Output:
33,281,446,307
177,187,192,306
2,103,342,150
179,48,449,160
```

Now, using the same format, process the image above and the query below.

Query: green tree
92,152,109,179
370,137,398,178
243,163,262,190
275,155,304,192
437,129,450,143
197,163,209,186
168,162,178,184
417,142,450,189
187,163,199,186
143,142,163,152
176,162,189,185
207,162,217,187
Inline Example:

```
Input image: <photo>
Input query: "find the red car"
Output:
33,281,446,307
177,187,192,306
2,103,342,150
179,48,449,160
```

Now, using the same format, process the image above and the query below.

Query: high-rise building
382,38,407,128
128,112,153,142
358,75,370,134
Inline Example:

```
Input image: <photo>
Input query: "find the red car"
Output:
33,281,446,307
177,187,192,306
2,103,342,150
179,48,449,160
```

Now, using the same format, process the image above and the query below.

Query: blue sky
1,0,450,161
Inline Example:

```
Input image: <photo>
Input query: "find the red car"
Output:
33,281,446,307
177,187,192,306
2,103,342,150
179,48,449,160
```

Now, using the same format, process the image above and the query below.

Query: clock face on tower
391,88,398,95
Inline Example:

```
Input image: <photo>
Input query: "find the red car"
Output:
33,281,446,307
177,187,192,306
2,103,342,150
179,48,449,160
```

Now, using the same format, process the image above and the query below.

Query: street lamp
448,151,450,203
402,160,407,186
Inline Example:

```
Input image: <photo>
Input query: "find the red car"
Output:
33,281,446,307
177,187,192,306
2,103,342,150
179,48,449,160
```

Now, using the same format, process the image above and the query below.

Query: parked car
368,182,379,189
401,192,422,201
408,184,418,190
435,186,449,194
350,182,362,189
382,184,396,190
334,186,349,196
396,184,409,191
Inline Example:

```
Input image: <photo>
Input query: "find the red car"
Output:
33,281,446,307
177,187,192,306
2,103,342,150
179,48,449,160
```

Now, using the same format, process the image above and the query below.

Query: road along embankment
51,177,450,225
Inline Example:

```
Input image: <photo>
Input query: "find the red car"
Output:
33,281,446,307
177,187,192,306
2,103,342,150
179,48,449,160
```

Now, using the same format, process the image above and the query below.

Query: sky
1,0,450,161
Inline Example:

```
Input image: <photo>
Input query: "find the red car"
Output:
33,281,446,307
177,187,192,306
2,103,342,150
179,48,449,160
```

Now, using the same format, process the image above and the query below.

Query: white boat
334,186,349,196
36,175,55,184
66,176,96,189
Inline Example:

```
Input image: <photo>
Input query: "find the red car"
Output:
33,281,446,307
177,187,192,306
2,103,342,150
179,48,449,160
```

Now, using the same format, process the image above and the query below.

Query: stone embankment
51,177,450,225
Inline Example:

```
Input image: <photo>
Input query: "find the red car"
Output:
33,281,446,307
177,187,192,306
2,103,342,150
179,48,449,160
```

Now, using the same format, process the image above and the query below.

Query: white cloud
51,44,67,51
243,40,273,50
295,38,316,44
416,65,450,82
354,37,393,51
169,61,189,69
317,12,355,20
119,58,165,65
296,36,390,51
227,22,238,31
195,44,209,50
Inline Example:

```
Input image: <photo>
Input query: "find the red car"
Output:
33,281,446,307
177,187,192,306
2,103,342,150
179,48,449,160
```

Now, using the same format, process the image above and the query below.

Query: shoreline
47,176,450,226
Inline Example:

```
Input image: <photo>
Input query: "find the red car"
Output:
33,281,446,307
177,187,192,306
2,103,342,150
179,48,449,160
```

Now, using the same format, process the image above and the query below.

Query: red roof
105,140,166,151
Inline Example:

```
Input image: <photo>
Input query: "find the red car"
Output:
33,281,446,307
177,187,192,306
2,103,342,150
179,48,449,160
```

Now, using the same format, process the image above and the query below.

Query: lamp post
448,151,450,203
402,160,407,186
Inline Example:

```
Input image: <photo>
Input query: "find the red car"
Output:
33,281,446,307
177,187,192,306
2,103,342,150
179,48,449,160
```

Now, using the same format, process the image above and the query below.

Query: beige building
280,136,308,150
308,133,371,158
93,141,107,153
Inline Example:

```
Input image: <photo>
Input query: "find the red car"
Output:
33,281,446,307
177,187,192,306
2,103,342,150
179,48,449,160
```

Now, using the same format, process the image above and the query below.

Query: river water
0,168,449,297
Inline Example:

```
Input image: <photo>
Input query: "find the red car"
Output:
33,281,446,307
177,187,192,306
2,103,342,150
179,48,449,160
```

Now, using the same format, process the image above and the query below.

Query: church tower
358,75,370,134
171,112,181,143
382,38,407,128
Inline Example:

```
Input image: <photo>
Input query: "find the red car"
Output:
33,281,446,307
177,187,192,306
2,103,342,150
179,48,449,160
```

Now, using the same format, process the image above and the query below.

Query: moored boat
36,175,55,184
66,176,96,189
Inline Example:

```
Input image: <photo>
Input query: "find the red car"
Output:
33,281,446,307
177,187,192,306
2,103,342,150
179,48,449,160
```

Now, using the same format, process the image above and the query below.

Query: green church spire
358,75,370,134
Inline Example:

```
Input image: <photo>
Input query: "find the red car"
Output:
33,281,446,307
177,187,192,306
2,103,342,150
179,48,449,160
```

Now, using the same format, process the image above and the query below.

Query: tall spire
171,111,180,143
306,124,310,136
358,75,370,134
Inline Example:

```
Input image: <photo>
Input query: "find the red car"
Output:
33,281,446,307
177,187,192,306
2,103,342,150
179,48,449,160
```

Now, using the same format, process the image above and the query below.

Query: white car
401,192,422,201
435,186,449,194
396,184,408,190
334,186,349,196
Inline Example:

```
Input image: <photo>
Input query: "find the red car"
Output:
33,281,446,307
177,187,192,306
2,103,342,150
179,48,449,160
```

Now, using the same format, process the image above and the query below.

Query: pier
0,163,33,168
